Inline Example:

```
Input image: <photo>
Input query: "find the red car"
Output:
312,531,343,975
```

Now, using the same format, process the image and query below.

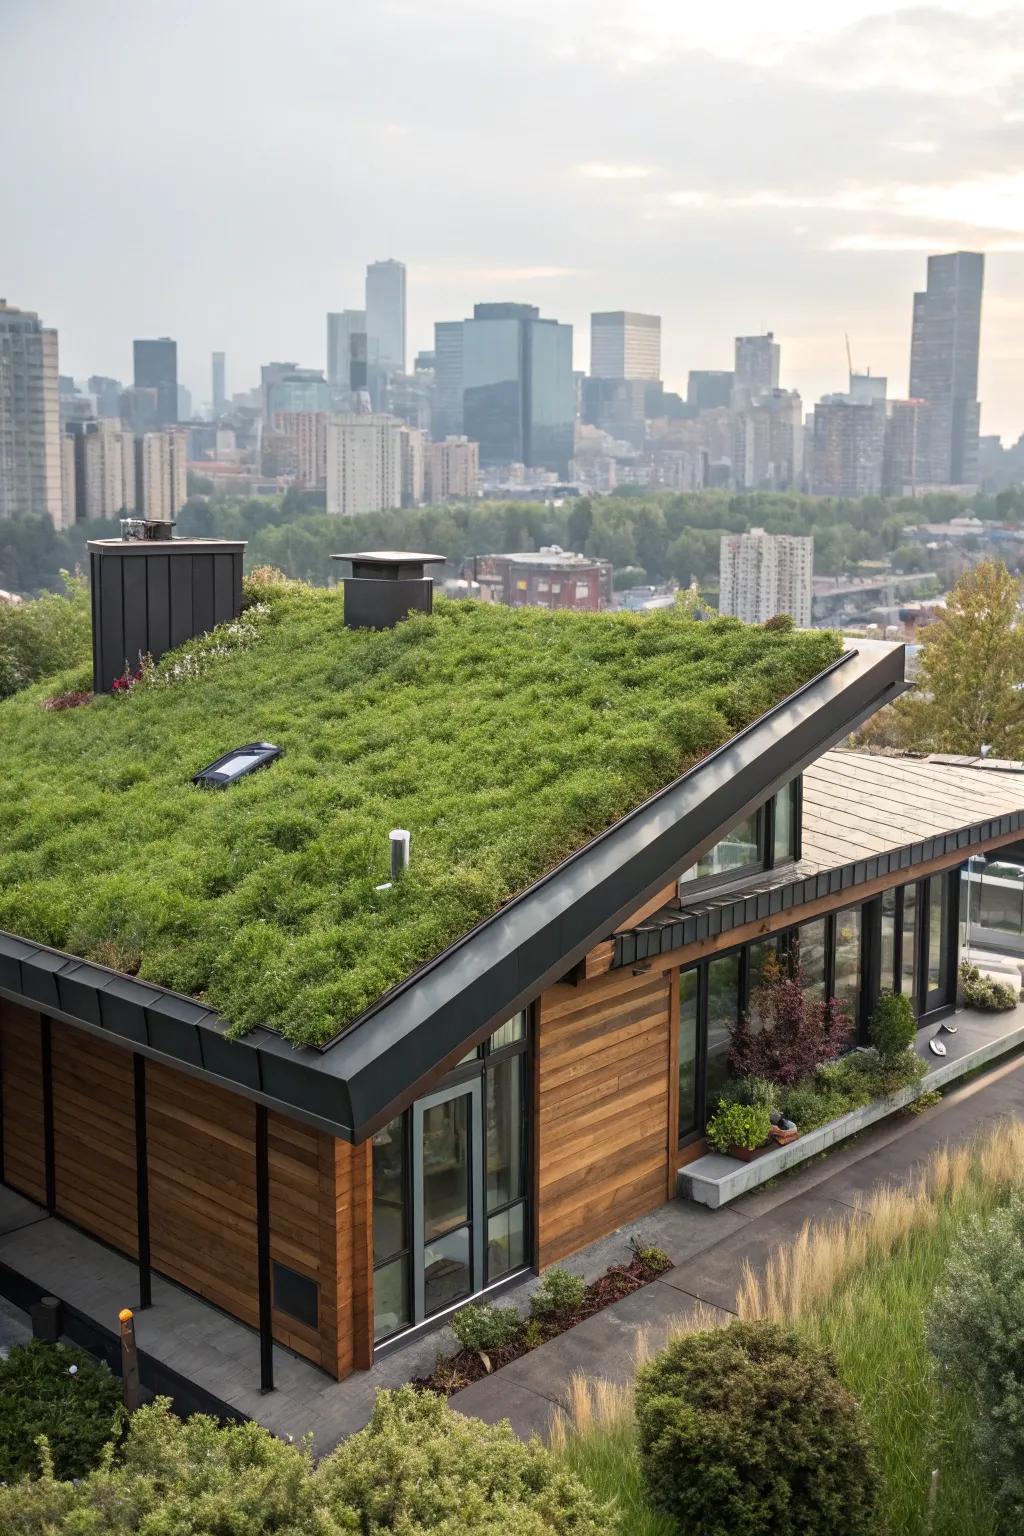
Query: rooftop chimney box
331,549,445,630
88,535,246,694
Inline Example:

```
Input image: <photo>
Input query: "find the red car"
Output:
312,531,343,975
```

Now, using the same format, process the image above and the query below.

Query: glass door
413,1080,484,1321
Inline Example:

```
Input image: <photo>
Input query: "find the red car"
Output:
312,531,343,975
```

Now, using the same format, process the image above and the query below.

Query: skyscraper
327,310,367,391
590,312,661,380
733,333,780,406
719,529,813,627
133,337,178,426
326,414,403,515
433,320,464,439
365,260,406,375
687,370,734,411
0,300,62,526
462,302,574,476
212,352,226,415
63,419,135,523
908,251,984,485
809,397,886,498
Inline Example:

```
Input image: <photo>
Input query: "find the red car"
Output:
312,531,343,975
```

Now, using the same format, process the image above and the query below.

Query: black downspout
133,1055,152,1310
255,1106,274,1393
40,1016,56,1214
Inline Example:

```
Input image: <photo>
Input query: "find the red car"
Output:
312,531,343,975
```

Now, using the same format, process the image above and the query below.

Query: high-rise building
264,368,330,417
462,302,574,476
0,300,63,526
270,412,328,487
327,310,368,391
733,333,780,407
580,377,648,449
212,352,226,415
177,385,192,421
719,528,813,627
732,389,803,490
365,260,406,375
433,320,464,439
326,414,403,515
590,312,661,381
133,337,178,426
133,429,188,521
809,397,886,497
908,251,984,486
63,419,135,522
687,370,734,412
425,437,479,502
88,376,124,419
883,399,934,496
400,424,425,507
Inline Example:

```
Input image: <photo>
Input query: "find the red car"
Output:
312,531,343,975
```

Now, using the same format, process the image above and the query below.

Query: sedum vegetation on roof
0,578,841,1046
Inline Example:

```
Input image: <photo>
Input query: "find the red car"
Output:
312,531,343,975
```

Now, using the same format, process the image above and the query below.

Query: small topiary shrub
960,960,1018,1011
0,1339,121,1483
530,1267,586,1320
315,1385,613,1533
705,1101,771,1154
450,1302,522,1354
928,1188,1024,1521
868,990,917,1062
634,1320,879,1536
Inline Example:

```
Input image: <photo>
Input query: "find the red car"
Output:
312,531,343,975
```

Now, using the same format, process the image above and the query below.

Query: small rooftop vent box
330,550,445,630
88,530,246,694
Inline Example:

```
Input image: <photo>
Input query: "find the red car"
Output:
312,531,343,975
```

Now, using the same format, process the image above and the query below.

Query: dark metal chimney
330,550,445,630
88,535,246,693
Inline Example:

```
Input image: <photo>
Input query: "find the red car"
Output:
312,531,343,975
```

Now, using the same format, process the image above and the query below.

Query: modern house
1,540,1023,1402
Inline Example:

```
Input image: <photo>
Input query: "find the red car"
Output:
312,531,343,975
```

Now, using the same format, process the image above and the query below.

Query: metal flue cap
331,551,446,581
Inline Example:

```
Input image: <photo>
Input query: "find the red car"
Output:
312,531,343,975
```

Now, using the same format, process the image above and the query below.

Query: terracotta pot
728,1142,770,1162
770,1127,800,1146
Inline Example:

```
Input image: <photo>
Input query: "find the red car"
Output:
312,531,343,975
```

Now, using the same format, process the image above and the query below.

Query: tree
892,560,1024,757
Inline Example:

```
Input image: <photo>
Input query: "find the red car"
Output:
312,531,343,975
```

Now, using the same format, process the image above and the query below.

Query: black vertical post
40,1017,56,1214
861,896,882,1045
255,1106,274,1393
133,1055,152,1310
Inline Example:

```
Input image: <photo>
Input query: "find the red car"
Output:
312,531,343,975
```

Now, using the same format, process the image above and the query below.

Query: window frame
677,779,801,901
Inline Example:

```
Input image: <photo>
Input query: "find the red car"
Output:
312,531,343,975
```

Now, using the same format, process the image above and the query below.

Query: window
679,968,699,1140
794,917,827,997
705,952,740,1111
678,779,800,894
371,1115,409,1341
834,908,861,1021
575,582,590,598
881,887,897,991
901,883,917,1001
747,938,779,1032
772,781,798,863
680,811,761,886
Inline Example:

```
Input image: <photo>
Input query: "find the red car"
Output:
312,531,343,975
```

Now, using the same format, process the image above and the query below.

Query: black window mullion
764,797,776,871
825,913,837,1000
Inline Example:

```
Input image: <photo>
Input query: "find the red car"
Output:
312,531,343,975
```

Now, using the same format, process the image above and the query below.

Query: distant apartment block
0,300,63,526
271,411,328,488
719,528,813,627
883,399,934,496
810,397,886,497
733,389,804,490
425,437,479,502
400,424,425,507
135,429,188,522
590,312,661,381
62,419,136,522
326,415,403,516
475,547,613,611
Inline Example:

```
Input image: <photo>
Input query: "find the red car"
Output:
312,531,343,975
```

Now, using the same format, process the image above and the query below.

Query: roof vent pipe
390,829,411,880
330,550,445,630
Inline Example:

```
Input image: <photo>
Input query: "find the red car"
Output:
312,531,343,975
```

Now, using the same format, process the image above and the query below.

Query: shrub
960,960,1018,1011
450,1302,522,1354
705,1101,771,1153
0,1339,121,1483
530,1267,586,1320
716,1074,779,1113
868,990,917,1062
0,575,91,700
928,1188,1024,1521
634,1320,879,1536
730,960,853,1086
315,1385,613,1533
761,612,795,631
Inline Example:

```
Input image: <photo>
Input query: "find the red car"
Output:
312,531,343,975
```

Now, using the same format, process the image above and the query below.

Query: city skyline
3,1,1023,441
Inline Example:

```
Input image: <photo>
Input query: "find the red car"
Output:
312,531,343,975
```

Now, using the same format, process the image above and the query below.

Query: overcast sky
3,0,1023,440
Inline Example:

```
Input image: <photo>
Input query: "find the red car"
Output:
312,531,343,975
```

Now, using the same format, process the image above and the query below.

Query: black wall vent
272,1262,319,1329
330,549,445,630
88,537,246,694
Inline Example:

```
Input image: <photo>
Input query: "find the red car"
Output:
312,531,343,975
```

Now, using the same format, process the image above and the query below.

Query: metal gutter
0,639,906,1142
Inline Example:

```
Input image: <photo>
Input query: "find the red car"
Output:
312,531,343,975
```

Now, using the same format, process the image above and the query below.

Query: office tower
433,320,464,438
733,333,780,407
908,251,985,485
400,424,425,507
134,429,188,520
88,375,124,419
263,367,330,417
848,373,887,404
810,397,886,497
589,312,661,380
425,437,479,502
133,337,178,426
270,412,328,487
63,419,136,522
0,300,63,526
883,399,934,496
177,384,192,420
719,529,813,627
733,389,803,490
580,377,648,449
212,352,226,414
687,370,734,411
327,310,368,391
365,260,406,374
326,415,403,515
462,302,574,476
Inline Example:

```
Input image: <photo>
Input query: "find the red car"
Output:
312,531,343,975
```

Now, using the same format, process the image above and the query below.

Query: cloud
576,162,654,180
416,265,585,285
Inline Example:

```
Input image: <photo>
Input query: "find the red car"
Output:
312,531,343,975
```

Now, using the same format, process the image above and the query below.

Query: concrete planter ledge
678,1003,1024,1208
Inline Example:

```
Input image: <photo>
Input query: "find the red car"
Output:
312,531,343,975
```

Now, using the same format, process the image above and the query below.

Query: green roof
0,584,841,1046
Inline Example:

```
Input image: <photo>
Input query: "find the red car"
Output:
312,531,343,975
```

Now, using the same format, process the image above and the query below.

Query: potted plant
706,1102,773,1161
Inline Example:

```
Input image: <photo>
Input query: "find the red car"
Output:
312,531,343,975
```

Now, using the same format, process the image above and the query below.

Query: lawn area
552,1121,1024,1536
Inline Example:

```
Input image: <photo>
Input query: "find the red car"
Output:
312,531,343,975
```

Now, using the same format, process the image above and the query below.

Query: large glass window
680,811,761,886
747,938,779,1032
901,883,917,1001
834,908,861,1022
372,1116,409,1341
706,953,740,1111
486,1056,524,1208
881,887,897,991
679,968,699,1140
794,918,827,998
773,783,797,863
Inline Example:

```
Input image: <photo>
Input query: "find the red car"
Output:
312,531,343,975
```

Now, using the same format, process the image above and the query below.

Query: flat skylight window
192,743,282,788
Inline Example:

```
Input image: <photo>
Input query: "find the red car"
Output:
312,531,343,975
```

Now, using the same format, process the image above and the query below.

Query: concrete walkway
450,1048,1024,1438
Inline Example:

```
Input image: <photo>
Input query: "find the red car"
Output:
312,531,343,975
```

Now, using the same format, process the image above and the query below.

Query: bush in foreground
928,1187,1024,1522
634,1320,879,1536
0,1339,121,1483
868,990,917,1062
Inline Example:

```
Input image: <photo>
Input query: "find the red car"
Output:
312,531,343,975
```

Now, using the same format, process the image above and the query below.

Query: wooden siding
535,968,673,1267
52,1021,137,1255
0,1001,46,1204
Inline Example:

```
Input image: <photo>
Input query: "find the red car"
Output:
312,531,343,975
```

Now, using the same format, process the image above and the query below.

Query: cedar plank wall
0,1000,370,1379
535,967,673,1268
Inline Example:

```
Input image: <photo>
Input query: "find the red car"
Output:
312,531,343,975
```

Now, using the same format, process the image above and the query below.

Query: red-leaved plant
729,954,853,1086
